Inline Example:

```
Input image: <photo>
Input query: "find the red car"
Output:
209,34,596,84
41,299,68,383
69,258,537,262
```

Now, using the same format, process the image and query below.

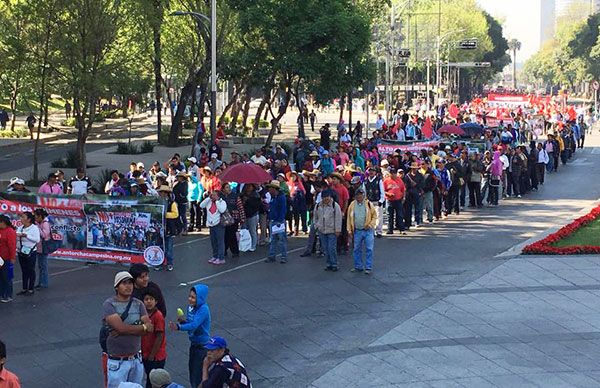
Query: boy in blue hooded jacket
169,284,211,388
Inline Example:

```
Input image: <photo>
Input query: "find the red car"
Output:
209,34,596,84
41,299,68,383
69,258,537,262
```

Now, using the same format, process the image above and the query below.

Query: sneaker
16,290,27,296
517,195,522,198
0,298,7,303
208,257,217,264
265,257,276,263
324,266,333,271
350,268,363,273
376,234,382,239
213,259,226,265
280,259,287,264
167,265,174,271
364,269,372,275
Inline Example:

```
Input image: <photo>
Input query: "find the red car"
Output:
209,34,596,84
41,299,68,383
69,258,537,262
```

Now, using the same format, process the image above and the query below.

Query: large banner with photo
0,193,166,266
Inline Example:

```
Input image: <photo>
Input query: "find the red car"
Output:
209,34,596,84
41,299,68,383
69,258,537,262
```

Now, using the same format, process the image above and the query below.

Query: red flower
522,205,600,255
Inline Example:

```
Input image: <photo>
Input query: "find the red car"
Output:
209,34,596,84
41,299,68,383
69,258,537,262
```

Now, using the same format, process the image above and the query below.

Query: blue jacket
269,191,287,223
178,284,211,346
187,176,203,202
321,158,334,176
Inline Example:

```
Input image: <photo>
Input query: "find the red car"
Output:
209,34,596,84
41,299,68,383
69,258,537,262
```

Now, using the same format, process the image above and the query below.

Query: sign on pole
458,40,478,50
398,49,411,58
447,62,491,68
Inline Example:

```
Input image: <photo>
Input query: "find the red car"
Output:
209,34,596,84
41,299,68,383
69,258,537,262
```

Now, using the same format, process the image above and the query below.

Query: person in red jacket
329,173,350,254
0,215,17,303
383,168,406,235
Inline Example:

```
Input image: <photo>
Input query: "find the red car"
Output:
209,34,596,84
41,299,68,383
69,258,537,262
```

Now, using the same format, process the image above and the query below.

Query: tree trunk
338,95,345,124
43,95,49,127
169,80,195,146
265,86,292,147
252,89,270,136
33,30,51,182
9,78,20,132
217,83,241,128
229,88,243,131
152,0,163,142
241,89,251,132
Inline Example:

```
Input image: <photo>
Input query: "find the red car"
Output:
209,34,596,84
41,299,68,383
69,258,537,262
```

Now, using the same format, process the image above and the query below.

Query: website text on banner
0,193,166,265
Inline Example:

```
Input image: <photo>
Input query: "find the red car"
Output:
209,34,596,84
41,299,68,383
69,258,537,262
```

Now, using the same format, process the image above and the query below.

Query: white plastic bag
238,229,252,252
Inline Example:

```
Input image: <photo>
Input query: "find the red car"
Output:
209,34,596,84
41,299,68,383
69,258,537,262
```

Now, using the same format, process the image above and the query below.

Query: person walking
16,212,40,296
158,186,179,271
102,271,153,388
0,215,17,303
364,167,385,238
313,190,342,271
200,191,227,265
265,180,288,264
199,336,251,388
168,285,211,388
347,189,377,274
383,168,406,235
33,209,51,290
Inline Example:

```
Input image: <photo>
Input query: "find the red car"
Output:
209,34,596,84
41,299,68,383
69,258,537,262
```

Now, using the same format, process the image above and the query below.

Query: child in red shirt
141,289,167,388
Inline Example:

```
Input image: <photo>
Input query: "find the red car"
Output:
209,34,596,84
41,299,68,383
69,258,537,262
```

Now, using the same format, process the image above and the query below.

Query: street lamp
170,6,217,146
435,28,465,106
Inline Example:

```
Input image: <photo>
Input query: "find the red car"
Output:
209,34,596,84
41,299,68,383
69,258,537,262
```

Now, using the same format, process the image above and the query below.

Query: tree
55,0,125,170
507,38,521,89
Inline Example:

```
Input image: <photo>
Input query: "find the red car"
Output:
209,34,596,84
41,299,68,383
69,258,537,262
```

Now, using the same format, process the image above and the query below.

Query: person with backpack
157,186,179,271
168,285,211,388
101,271,154,388
199,336,251,388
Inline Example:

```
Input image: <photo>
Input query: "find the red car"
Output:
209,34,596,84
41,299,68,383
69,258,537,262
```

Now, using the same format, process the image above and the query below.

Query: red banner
487,94,529,106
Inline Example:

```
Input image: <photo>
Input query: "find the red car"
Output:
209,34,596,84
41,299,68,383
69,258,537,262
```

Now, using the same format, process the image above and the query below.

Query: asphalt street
2,133,600,387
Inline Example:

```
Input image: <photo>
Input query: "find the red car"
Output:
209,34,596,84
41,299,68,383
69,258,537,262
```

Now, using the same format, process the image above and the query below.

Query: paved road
2,134,600,388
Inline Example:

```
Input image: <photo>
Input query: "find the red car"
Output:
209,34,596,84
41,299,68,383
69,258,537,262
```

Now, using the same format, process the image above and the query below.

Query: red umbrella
218,163,272,184
438,125,466,136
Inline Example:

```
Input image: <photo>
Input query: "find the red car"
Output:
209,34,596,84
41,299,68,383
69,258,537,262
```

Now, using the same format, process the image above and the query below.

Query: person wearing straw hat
313,189,342,271
157,186,179,271
265,180,288,264
347,188,377,274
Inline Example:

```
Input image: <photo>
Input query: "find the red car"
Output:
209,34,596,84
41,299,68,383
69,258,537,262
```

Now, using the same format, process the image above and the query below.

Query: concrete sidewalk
311,253,600,387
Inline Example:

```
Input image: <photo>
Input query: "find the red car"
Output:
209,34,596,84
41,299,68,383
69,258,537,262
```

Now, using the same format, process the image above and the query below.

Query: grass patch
551,217,600,248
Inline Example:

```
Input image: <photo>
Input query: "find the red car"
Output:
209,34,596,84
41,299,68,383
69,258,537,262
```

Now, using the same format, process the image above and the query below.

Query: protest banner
0,193,166,266
377,140,439,156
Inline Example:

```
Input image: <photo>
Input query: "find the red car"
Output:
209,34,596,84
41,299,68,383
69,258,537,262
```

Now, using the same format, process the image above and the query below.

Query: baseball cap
137,162,145,168
204,336,227,350
113,271,133,288
211,153,218,159
149,369,172,387
321,189,334,198
187,156,198,164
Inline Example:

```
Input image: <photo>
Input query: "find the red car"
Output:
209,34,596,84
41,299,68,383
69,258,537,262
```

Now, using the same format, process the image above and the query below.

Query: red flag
568,106,577,121
449,103,459,118
422,117,433,139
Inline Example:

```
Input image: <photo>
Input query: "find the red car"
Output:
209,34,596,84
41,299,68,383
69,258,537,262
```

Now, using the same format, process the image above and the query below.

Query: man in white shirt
251,149,268,166
499,149,510,198
536,142,549,185
375,114,385,131
68,168,92,195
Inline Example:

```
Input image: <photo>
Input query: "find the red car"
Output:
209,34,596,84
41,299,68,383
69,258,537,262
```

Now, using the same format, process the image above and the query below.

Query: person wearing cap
314,189,342,271
199,336,251,388
6,177,29,193
364,167,386,238
346,188,377,274
158,186,179,271
320,150,335,176
67,167,92,195
102,271,154,388
148,368,185,388
206,153,222,172
383,168,406,235
265,180,288,263
200,190,227,265
38,172,62,195
173,172,189,235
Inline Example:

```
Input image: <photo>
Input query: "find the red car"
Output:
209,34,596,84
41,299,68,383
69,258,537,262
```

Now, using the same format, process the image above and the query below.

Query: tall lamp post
170,5,217,146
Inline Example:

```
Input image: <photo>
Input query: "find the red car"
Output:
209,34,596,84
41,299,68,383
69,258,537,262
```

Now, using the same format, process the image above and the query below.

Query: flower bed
522,205,600,255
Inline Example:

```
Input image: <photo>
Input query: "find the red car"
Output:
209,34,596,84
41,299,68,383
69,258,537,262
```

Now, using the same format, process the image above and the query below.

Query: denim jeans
106,357,144,388
319,232,338,268
422,192,433,222
189,345,207,388
0,262,13,299
268,221,288,260
353,229,374,270
164,236,174,265
209,224,225,260
243,214,259,250
37,253,49,288
387,200,404,232
177,203,188,231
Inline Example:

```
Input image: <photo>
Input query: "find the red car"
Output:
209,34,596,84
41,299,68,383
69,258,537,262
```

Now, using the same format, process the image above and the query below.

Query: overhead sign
448,62,491,68
398,49,411,58
458,40,478,50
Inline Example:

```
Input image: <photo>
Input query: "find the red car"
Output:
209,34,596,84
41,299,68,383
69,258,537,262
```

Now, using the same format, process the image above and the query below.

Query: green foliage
116,142,140,154
250,118,269,128
140,140,155,153
0,127,29,138
51,149,81,168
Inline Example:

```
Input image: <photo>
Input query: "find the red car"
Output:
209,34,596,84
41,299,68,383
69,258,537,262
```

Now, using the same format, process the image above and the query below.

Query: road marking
13,265,89,284
180,247,305,286
174,236,209,247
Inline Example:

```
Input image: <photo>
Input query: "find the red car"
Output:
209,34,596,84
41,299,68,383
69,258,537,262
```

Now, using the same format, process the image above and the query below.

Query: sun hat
329,172,344,181
149,369,172,387
113,271,133,288
310,151,319,157
187,156,198,164
157,185,172,193
266,180,281,189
